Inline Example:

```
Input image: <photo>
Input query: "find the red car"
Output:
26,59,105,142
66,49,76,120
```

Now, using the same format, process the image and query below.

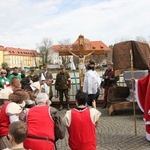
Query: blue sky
0,0,150,50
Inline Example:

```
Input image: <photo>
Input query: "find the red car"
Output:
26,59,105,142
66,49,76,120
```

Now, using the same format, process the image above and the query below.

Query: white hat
0,88,13,100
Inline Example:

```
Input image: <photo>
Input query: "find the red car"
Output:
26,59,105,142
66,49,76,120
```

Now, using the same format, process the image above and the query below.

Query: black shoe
102,106,107,109
59,105,63,111
67,104,70,110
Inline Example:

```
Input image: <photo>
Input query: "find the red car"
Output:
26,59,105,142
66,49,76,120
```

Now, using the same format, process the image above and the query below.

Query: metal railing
51,75,127,100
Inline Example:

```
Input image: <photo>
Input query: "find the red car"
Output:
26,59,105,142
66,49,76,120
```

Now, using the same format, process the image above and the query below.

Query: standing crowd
0,61,103,150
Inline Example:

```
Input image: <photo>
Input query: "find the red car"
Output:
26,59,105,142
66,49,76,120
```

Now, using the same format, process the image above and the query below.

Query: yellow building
0,46,41,68
0,46,5,67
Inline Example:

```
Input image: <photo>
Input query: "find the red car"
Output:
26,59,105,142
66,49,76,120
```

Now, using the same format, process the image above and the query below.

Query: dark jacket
27,73,39,82
55,72,71,90
102,69,119,87
40,71,53,80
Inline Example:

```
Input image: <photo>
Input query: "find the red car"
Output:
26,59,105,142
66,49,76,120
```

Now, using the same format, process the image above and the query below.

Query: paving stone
56,107,149,150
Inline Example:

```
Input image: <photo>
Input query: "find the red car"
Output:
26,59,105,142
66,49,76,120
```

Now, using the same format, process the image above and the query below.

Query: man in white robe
83,60,101,108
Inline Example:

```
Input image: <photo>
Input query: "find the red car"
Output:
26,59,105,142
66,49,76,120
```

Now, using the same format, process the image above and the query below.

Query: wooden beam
58,35,106,90
58,35,105,56
59,50,105,56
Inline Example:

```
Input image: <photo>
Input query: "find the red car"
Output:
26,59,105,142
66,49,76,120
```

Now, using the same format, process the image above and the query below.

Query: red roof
52,36,111,52
0,45,5,51
4,47,40,56
89,41,111,51
52,45,72,52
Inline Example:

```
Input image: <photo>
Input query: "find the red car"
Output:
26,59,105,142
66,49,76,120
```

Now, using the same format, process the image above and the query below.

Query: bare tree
57,38,72,66
109,45,113,49
147,36,150,45
114,37,128,43
58,38,71,45
114,36,149,45
135,36,147,43
36,37,53,66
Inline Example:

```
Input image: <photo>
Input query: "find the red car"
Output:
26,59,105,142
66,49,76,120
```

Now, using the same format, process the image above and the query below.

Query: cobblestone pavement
56,107,150,150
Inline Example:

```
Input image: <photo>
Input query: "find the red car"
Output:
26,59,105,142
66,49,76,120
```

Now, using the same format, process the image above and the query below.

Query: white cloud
0,0,150,49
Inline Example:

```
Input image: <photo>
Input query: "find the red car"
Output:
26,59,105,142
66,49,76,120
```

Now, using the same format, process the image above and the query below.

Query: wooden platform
108,101,133,115
51,98,104,108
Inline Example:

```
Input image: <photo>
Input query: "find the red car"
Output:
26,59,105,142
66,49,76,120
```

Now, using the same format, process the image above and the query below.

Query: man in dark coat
55,65,71,110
